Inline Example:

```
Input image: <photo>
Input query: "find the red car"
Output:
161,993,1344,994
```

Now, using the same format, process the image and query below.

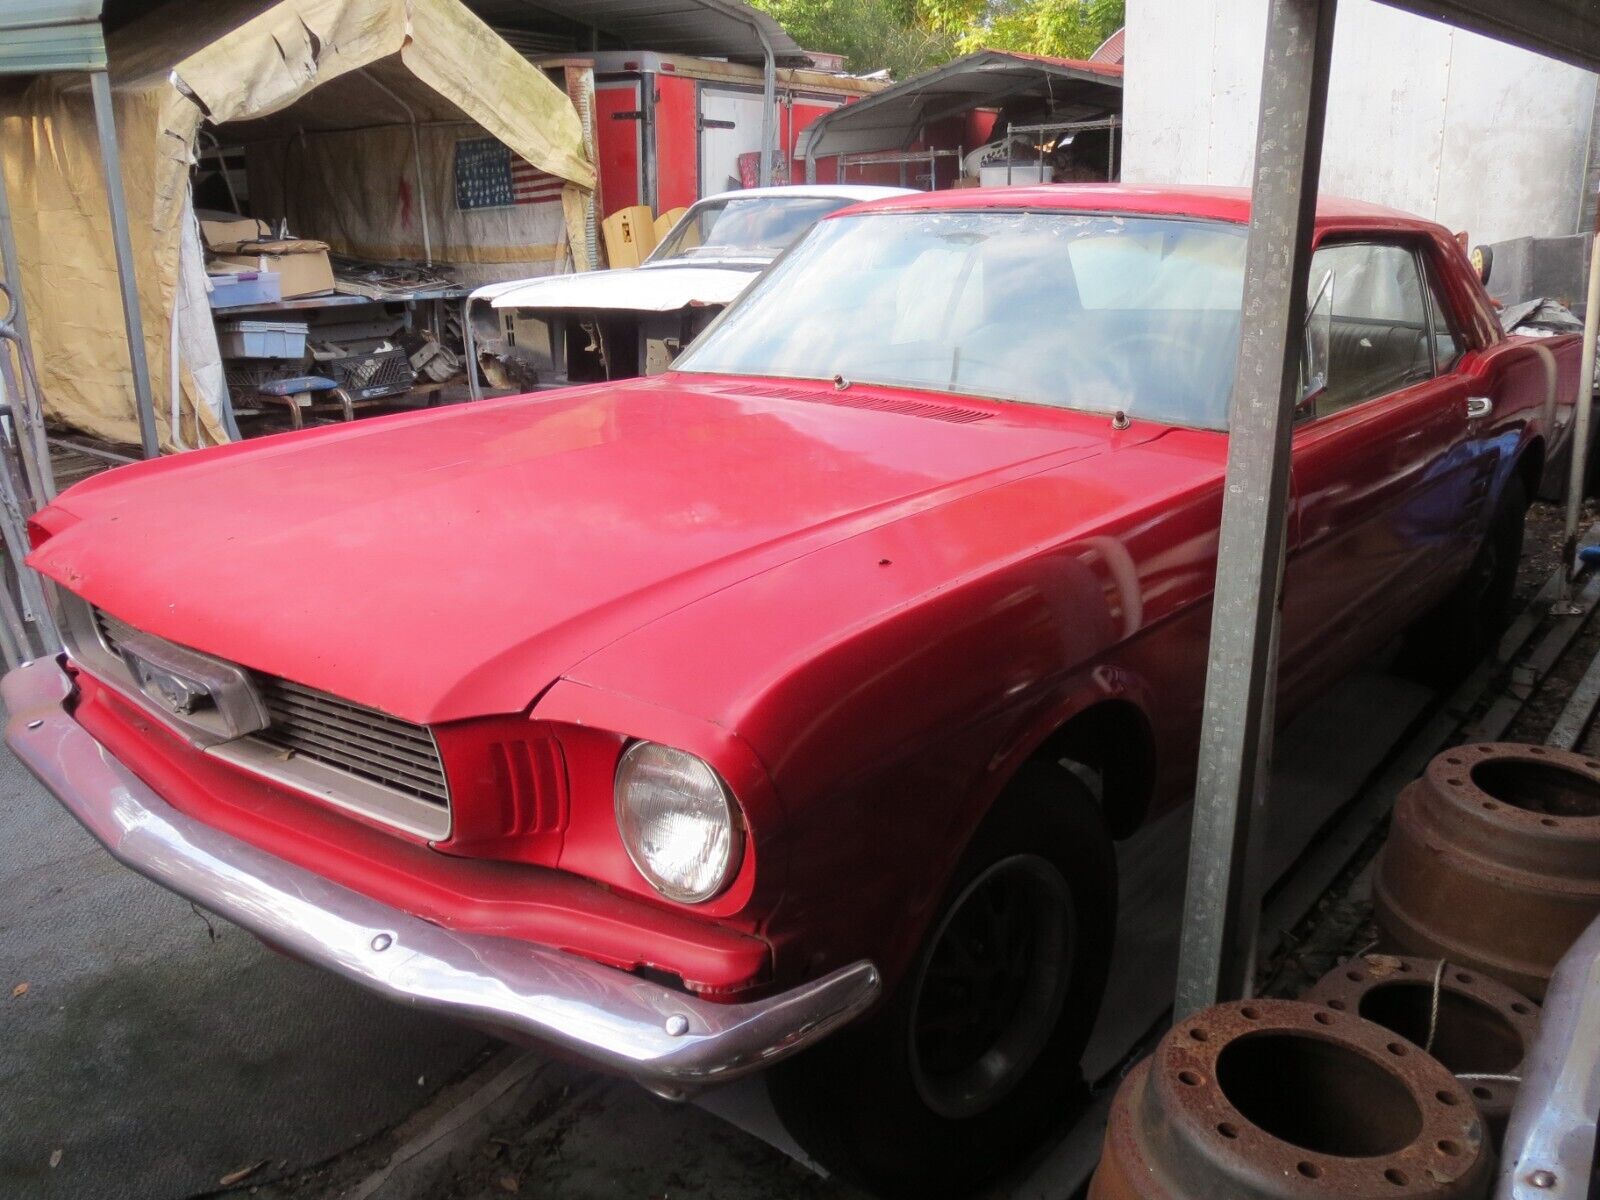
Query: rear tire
769,762,1116,1198
1400,473,1526,685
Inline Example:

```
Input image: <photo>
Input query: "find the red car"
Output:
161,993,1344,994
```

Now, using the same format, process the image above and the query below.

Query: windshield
650,196,856,263
674,210,1249,429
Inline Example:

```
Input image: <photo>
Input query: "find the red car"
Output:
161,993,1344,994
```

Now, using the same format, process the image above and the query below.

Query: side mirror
1300,267,1334,416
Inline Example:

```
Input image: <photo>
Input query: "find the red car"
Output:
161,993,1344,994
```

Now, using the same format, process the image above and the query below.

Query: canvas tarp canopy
0,0,595,451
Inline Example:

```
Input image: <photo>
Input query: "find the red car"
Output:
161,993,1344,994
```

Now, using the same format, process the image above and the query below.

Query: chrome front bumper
3,658,880,1094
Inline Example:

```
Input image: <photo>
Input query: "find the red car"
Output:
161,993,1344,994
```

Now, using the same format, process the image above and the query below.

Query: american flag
454,137,564,210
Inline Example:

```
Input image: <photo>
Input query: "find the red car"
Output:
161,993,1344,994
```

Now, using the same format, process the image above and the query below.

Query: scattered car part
1375,743,1600,1000
1089,999,1494,1199
1493,912,1600,1200
407,332,461,384
467,186,912,393
1500,298,1583,337
1305,954,1540,1141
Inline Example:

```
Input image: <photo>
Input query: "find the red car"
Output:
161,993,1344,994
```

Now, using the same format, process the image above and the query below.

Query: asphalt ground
0,738,489,1199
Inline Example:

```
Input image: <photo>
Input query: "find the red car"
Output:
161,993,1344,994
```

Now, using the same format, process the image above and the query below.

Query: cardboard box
212,241,334,299
201,216,272,248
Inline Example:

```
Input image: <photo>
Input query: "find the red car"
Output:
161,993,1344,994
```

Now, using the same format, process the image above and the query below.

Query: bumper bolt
1529,1171,1557,1189
664,1014,689,1037
370,933,393,952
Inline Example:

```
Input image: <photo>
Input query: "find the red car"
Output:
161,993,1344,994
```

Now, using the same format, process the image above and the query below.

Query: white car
465,185,911,392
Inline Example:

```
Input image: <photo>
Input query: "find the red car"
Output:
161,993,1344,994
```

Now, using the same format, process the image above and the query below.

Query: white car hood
489,264,756,313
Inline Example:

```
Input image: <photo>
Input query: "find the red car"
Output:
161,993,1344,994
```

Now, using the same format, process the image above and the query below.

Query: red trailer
547,51,883,220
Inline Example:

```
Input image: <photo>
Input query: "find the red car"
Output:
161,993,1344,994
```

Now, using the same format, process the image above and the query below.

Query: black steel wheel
769,761,1116,1198
908,854,1076,1119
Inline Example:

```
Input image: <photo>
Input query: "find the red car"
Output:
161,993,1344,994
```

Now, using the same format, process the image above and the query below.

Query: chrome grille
92,607,448,813
252,678,448,808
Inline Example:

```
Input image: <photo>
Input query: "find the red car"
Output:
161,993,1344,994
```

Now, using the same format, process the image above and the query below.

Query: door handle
1466,396,1494,420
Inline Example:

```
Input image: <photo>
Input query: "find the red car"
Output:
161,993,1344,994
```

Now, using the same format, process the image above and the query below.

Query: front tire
769,762,1116,1198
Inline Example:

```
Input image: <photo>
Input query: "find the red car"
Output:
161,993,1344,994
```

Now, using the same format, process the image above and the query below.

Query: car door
1278,239,1475,705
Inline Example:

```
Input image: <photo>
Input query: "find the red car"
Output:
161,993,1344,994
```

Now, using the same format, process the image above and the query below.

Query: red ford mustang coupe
7,186,1581,1195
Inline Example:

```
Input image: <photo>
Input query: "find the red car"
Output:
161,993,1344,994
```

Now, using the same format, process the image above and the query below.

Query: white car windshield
651,196,858,263
674,210,1250,429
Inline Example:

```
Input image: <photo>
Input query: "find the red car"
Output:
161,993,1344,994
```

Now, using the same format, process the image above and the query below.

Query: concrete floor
0,744,488,1200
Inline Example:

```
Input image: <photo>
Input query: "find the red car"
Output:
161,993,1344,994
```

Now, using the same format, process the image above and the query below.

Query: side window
1421,254,1467,372
1307,241,1434,417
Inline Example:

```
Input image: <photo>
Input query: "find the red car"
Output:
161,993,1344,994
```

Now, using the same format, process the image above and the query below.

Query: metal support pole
0,149,30,351
90,69,160,460
463,299,482,402
1173,0,1338,1020
363,70,434,264
755,28,776,186
1558,217,1600,609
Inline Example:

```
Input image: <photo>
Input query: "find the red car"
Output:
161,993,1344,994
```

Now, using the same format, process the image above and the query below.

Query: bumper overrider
3,657,880,1094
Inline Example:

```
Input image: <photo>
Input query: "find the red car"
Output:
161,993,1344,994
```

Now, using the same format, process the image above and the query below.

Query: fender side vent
490,736,568,836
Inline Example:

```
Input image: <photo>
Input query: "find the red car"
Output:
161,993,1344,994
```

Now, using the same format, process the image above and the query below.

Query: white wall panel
1124,0,1597,244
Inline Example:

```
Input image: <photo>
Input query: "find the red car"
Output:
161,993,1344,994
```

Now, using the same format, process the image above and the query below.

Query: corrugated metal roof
1090,27,1125,65
803,50,1123,159
464,0,805,64
0,1,106,75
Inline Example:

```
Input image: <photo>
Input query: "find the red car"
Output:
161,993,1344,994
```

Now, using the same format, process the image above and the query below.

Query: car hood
489,263,757,313
33,376,1127,724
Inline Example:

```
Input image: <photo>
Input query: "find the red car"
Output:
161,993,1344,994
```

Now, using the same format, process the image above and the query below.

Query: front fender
532,678,786,925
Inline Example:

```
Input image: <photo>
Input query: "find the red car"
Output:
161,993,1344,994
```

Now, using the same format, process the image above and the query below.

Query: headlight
615,741,744,903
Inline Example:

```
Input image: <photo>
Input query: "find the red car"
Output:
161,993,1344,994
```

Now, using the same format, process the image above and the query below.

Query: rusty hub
1303,954,1539,1142
1374,742,1600,999
1088,999,1493,1200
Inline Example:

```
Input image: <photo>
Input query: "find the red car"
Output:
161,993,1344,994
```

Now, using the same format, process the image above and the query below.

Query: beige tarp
0,0,594,450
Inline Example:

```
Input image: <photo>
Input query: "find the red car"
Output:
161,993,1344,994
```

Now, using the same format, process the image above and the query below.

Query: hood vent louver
724,382,992,425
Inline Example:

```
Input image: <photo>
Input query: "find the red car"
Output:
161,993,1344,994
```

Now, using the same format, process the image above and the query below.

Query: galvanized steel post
90,68,160,460
754,25,777,186
1173,0,1337,1019
1558,214,1600,608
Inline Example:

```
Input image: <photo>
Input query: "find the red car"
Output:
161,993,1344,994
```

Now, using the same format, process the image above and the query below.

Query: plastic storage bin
217,319,307,360
208,270,281,309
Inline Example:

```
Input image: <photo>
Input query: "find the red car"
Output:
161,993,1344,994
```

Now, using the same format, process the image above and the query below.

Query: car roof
829,183,1445,235
695,184,916,205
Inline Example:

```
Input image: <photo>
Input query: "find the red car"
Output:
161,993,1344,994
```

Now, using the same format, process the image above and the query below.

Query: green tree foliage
921,0,1124,57
747,0,956,78
750,0,1122,75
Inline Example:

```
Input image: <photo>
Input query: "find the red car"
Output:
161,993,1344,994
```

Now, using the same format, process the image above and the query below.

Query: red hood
33,375,1132,723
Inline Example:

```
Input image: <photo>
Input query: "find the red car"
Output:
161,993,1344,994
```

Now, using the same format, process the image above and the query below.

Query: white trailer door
699,88,766,196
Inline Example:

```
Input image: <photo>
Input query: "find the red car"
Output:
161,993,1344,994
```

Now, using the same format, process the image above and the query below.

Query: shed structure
0,0,594,451
801,50,1123,189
